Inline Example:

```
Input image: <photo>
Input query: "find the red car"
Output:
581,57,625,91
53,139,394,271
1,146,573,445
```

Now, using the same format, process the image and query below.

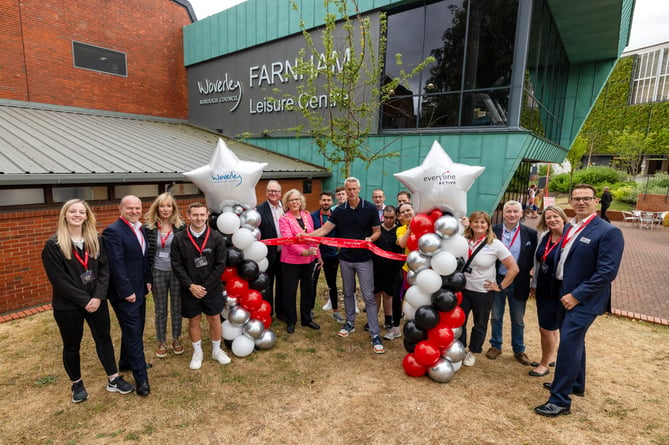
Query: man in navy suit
487,200,537,366
256,180,285,319
535,184,624,417
103,195,153,396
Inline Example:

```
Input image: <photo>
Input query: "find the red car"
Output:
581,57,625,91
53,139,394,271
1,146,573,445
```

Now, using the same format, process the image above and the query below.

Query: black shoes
302,321,320,330
534,402,570,417
136,380,150,397
543,382,584,397
286,323,295,334
107,375,134,394
71,380,88,403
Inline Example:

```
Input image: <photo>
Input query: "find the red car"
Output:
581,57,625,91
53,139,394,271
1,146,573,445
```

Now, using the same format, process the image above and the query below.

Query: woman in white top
459,211,519,367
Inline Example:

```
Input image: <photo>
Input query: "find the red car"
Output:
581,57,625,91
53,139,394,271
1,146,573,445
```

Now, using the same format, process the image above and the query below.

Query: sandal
156,342,167,358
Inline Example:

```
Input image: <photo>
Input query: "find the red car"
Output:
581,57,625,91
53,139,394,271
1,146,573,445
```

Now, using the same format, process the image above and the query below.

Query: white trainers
189,350,204,370
212,348,231,365
355,304,360,314
383,327,402,341
322,299,332,311
463,351,476,367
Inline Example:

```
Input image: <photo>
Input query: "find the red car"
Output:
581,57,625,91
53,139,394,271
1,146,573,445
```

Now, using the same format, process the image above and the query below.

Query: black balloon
249,272,269,292
456,257,466,272
403,320,428,344
432,288,457,313
209,213,220,231
221,233,233,247
227,247,244,266
237,259,260,281
414,305,440,330
223,339,233,350
442,271,466,292
403,337,417,353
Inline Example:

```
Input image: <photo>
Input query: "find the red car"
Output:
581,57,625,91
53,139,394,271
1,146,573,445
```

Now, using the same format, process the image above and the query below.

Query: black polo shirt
329,199,379,262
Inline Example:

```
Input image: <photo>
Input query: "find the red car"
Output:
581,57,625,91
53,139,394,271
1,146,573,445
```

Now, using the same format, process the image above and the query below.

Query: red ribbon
262,236,407,261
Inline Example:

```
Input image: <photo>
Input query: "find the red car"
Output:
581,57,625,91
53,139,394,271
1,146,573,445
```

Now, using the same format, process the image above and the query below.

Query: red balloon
240,289,263,312
443,306,466,328
252,300,272,319
414,340,441,367
226,277,249,298
429,209,443,222
427,324,455,349
221,266,238,282
402,353,427,377
406,232,419,252
455,291,463,305
410,214,433,238
255,313,272,329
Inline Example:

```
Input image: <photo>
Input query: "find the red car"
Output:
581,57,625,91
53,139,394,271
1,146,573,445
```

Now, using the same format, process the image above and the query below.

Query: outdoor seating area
621,210,668,229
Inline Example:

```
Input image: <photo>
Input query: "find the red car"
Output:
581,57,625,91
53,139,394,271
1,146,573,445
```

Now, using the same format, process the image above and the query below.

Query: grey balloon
443,339,466,362
428,358,456,383
228,305,251,326
240,209,262,229
252,228,262,241
232,204,245,215
244,319,265,339
434,215,460,238
451,326,463,339
406,250,431,272
225,296,238,308
254,328,277,350
418,233,442,257
406,269,417,286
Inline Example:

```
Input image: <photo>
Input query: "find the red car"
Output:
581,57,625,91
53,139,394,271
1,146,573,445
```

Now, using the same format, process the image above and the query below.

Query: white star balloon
394,140,484,217
184,138,268,212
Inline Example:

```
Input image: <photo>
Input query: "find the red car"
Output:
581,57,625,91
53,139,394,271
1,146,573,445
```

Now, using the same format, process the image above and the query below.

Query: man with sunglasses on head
535,184,624,417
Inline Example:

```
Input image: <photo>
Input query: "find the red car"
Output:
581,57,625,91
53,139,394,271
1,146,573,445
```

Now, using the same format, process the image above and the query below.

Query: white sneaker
383,327,402,341
322,299,332,311
355,304,360,314
463,351,476,367
212,348,231,365
189,350,203,370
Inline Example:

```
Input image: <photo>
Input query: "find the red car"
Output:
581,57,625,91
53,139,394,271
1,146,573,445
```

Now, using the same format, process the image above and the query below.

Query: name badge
194,256,208,268
579,237,591,245
80,270,96,285
540,263,549,274
158,251,170,259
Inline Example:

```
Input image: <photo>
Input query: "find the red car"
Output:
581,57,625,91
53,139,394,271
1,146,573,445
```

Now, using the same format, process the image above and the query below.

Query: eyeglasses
267,190,281,194
570,197,595,203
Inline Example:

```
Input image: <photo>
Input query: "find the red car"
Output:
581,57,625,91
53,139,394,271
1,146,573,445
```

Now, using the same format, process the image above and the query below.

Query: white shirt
465,239,511,293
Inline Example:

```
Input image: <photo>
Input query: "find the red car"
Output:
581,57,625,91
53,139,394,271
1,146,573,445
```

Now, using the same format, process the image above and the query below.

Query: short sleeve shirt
465,239,511,293
328,199,379,262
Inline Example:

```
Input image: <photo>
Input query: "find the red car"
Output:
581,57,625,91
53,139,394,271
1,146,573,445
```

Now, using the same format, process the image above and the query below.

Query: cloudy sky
189,0,669,51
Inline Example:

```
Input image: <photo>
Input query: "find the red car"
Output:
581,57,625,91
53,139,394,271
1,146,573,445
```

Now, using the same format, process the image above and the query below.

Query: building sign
187,12,380,136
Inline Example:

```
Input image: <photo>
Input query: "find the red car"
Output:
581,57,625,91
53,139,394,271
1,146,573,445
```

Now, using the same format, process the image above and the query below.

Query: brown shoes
514,351,531,366
172,338,185,355
485,347,502,360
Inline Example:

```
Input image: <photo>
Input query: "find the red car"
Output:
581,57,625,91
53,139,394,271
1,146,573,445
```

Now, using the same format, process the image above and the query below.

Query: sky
189,0,669,51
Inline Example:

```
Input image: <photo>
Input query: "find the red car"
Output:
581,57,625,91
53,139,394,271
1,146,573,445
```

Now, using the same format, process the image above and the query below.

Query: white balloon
430,250,458,276
232,228,256,250
222,320,243,340
402,300,417,320
216,211,241,234
449,359,463,372
415,268,442,294
231,334,255,357
441,234,469,259
244,241,268,262
221,306,230,320
404,285,432,308
257,257,269,272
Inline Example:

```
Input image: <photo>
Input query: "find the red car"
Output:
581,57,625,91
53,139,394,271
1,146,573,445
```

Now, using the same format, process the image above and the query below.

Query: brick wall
0,178,323,315
0,0,190,118
636,194,669,212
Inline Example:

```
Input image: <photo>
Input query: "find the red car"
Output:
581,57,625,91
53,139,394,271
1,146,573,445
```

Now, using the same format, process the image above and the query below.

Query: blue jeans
489,280,526,353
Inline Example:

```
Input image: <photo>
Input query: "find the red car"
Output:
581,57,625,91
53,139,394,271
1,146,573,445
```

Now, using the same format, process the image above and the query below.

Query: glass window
72,41,127,77
169,183,200,196
0,188,44,206
630,47,669,104
114,184,158,198
52,186,109,203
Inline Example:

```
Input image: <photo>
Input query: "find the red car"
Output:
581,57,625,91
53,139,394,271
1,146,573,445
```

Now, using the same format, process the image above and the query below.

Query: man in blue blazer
103,195,153,396
535,184,624,417
256,180,285,320
488,200,537,366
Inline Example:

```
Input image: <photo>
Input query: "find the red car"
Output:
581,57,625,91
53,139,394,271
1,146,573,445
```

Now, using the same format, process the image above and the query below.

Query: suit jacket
493,223,537,300
256,200,280,264
103,218,152,301
279,210,318,264
560,216,624,315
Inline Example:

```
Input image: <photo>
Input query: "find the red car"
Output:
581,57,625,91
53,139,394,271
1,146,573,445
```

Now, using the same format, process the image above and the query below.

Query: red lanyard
468,235,486,256
503,225,520,250
72,248,89,270
541,234,561,262
561,214,596,249
187,226,210,255
320,210,330,226
157,221,172,249
120,217,145,250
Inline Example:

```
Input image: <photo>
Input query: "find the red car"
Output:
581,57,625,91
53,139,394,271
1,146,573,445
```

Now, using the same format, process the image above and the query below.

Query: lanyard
541,234,562,262
561,214,596,249
157,221,172,249
468,234,486,256
72,248,89,270
187,226,210,255
120,217,145,250
503,225,520,250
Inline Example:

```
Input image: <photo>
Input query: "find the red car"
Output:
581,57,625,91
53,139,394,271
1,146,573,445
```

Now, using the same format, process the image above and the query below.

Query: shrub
548,166,627,193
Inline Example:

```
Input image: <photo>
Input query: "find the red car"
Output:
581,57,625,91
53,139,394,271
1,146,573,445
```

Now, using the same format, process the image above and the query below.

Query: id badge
540,262,549,274
194,256,208,268
158,251,169,259
80,270,96,285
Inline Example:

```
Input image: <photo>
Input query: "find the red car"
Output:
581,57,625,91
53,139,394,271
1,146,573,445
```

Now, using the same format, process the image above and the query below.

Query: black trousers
311,255,339,310
282,262,315,324
458,289,495,353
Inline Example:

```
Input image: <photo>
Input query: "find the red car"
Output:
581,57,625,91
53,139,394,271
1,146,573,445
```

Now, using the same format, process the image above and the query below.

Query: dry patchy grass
0,294,668,445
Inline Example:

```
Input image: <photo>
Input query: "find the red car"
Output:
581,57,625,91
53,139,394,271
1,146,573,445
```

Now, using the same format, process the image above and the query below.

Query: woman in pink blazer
279,189,322,333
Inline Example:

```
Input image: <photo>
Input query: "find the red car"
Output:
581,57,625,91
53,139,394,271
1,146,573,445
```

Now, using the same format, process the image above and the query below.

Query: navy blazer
493,223,537,301
256,200,280,264
560,216,624,315
103,218,152,301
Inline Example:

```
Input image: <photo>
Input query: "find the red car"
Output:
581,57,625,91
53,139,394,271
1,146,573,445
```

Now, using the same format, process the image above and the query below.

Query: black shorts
181,290,224,318
373,261,402,296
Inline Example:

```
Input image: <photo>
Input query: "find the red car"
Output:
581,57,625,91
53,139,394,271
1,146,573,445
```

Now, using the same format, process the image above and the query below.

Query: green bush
548,166,627,193
612,184,637,204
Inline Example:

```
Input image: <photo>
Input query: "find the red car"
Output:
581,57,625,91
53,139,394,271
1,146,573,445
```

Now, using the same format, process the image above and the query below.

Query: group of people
43,180,624,418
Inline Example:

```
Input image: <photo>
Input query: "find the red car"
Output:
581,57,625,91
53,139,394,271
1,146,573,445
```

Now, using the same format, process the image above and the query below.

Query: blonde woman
144,192,186,358
42,199,134,403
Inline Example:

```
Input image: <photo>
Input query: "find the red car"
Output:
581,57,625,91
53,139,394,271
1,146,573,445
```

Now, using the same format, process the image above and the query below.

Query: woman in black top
42,199,133,403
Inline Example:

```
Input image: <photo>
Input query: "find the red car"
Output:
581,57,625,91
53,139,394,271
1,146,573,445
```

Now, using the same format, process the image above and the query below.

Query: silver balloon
451,326,463,340
254,328,277,350
240,209,262,229
448,358,463,372
406,250,431,272
232,204,245,215
418,233,442,257
228,305,251,326
222,205,234,214
244,319,265,339
221,306,230,320
225,296,238,308
252,228,262,241
406,269,417,286
434,215,460,239
428,358,456,383
443,339,466,362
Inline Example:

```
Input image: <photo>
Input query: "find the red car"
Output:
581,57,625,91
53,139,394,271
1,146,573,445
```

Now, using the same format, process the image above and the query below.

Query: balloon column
394,140,485,383
185,139,276,357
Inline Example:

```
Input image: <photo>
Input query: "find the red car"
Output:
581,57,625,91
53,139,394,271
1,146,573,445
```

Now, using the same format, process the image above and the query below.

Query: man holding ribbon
171,202,230,370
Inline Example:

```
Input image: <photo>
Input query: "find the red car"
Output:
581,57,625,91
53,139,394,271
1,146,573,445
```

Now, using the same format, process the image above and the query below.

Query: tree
566,134,588,192
269,0,434,178
609,129,652,175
